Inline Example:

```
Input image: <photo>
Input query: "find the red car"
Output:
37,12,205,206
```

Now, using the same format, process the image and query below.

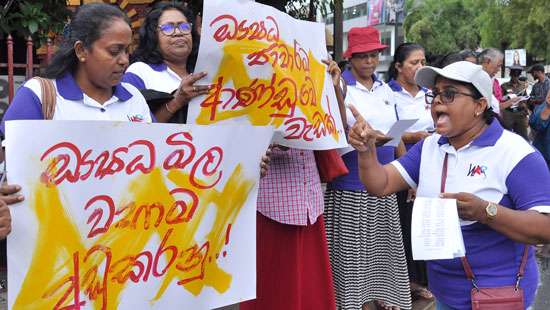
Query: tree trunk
333,0,344,61
308,0,316,21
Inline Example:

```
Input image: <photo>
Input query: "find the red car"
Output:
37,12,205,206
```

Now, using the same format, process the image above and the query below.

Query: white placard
188,0,347,150
5,120,273,309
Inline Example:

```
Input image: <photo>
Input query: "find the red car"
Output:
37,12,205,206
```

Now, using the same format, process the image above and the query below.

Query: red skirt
240,212,336,310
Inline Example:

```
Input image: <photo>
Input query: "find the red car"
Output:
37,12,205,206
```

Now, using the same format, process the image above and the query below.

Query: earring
80,58,86,62
475,112,481,116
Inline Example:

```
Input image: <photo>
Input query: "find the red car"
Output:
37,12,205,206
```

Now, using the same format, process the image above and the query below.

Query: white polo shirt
330,70,399,190
391,120,550,309
1,73,151,135
388,79,434,133
393,120,550,219
343,70,398,135
123,61,181,93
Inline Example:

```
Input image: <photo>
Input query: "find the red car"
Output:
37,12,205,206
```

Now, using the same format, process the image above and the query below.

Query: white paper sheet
337,119,418,155
411,197,465,260
383,119,418,147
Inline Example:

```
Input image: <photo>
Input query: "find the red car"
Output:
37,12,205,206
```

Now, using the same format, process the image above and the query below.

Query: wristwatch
485,201,498,221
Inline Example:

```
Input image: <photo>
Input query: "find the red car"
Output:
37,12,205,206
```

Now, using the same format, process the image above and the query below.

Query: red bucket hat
343,27,387,59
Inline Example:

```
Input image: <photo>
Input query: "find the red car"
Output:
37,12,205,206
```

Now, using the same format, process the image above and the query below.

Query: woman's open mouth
435,111,450,127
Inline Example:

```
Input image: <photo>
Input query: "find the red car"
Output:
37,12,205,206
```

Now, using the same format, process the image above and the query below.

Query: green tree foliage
403,0,481,56
0,0,70,43
479,0,550,61
404,0,550,61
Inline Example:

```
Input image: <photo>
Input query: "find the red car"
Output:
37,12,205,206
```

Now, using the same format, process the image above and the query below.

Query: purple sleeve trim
396,139,424,185
1,86,44,136
506,152,550,210
122,72,146,90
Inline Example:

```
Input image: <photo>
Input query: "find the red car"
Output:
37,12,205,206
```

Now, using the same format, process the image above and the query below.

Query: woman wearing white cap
348,61,550,309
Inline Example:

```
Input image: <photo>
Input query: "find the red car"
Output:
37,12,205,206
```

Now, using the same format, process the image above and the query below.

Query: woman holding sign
0,3,151,233
323,26,411,310
123,2,211,123
348,61,550,310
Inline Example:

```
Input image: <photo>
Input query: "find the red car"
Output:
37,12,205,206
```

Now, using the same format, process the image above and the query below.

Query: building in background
323,0,405,77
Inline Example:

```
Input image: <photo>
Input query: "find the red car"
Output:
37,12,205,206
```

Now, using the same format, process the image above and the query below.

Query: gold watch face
486,203,498,217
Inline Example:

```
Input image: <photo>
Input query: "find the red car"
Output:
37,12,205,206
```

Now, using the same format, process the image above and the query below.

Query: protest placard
5,121,272,309
188,0,347,150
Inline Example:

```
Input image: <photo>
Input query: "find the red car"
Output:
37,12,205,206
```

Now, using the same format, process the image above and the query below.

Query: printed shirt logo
128,114,144,122
467,163,487,178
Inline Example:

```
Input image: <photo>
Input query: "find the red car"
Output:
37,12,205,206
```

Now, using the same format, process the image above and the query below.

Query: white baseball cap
415,61,493,109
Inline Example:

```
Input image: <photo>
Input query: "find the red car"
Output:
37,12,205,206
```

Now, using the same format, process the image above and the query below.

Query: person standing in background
528,64,550,111
529,89,550,168
324,26,411,310
501,66,529,139
387,42,434,304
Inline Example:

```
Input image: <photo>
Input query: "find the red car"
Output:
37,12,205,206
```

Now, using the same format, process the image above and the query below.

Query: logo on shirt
128,114,145,122
467,163,487,178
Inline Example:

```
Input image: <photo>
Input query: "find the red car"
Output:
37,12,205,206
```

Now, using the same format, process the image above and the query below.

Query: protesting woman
0,3,151,236
349,61,550,310
323,26,411,310
123,2,210,123
387,43,434,303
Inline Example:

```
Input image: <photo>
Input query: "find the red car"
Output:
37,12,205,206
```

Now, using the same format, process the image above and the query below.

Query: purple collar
57,73,133,102
342,69,381,87
148,62,168,72
388,79,428,93
437,119,503,147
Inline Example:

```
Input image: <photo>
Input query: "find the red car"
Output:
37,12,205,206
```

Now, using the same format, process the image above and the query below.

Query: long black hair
131,3,199,73
45,3,130,79
387,43,424,82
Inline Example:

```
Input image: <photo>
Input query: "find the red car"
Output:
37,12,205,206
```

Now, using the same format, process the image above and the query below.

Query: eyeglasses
158,22,192,36
425,89,478,105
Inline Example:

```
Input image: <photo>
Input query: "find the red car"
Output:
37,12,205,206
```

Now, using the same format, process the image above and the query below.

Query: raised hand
322,59,341,87
169,71,213,111
348,105,391,152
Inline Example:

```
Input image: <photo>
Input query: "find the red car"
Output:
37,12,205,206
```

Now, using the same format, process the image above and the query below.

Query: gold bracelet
165,103,177,114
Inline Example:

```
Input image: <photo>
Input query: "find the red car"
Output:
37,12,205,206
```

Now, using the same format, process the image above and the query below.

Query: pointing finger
348,104,365,123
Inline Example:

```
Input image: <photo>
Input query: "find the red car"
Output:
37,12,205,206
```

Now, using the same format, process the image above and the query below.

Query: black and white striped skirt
324,189,412,310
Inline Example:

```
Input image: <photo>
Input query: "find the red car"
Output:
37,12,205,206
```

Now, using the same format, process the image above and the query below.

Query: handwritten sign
5,121,273,309
188,0,347,150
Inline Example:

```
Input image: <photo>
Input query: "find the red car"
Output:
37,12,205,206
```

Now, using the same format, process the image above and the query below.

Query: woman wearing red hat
324,27,411,310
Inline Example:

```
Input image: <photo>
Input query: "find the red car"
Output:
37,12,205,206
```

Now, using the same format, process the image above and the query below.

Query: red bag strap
439,152,531,287
517,245,529,278
440,153,449,193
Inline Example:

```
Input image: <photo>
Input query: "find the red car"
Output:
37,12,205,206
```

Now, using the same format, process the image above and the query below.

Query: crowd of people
1,2,550,310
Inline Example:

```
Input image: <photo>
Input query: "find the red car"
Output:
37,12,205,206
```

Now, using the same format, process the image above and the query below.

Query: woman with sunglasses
123,2,210,123
348,61,550,310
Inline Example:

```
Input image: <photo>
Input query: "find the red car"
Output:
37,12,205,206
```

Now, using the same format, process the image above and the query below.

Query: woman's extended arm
348,105,409,196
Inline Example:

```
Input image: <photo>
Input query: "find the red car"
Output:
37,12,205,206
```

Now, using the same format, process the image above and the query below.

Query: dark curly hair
45,3,130,79
131,2,199,73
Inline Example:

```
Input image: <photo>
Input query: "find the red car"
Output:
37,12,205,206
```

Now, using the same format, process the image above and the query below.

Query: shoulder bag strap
34,77,56,120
